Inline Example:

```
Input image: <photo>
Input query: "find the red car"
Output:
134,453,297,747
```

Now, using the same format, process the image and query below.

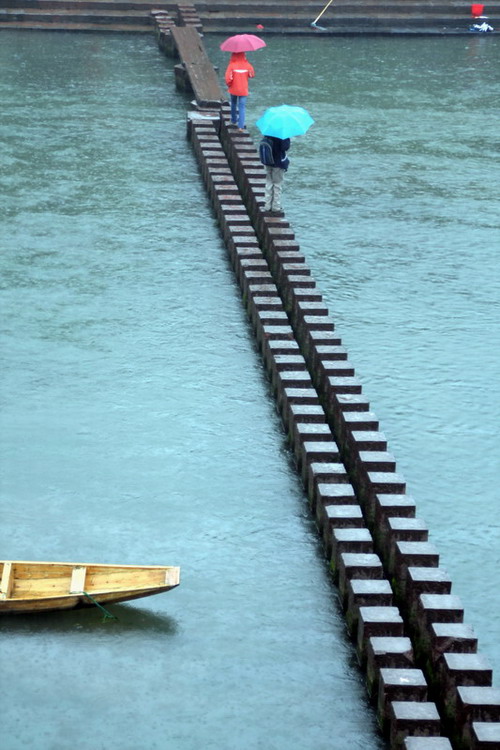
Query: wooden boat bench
0,562,14,599
69,565,87,594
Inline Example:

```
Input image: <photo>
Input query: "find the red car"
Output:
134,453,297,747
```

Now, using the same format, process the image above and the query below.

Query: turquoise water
1,32,383,750
1,29,499,750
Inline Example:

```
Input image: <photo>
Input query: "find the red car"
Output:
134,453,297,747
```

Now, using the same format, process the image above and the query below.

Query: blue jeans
230,95,247,128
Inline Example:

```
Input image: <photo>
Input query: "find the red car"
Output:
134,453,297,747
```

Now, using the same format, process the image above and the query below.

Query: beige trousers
265,167,285,211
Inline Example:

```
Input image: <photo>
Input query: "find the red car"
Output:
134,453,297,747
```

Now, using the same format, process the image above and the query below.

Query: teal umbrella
255,105,314,139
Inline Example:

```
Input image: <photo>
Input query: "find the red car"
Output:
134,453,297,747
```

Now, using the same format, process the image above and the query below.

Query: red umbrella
220,34,266,53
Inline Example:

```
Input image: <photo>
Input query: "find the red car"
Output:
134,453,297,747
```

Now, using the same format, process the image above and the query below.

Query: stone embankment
154,16,499,750
0,0,498,34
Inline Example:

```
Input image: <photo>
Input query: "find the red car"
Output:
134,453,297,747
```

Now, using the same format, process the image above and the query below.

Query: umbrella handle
312,0,335,24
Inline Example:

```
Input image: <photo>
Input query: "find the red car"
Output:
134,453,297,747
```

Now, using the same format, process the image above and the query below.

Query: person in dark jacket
263,136,290,214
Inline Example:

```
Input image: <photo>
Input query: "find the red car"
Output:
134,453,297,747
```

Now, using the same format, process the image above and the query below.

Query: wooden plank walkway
170,25,225,108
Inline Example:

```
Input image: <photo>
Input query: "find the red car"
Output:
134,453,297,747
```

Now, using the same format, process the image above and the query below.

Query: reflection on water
0,604,179,637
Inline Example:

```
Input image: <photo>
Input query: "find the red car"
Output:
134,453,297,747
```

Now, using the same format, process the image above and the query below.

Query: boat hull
0,561,180,614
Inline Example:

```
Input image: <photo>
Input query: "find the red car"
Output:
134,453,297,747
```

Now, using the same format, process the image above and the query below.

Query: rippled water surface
1,31,383,750
1,30,499,750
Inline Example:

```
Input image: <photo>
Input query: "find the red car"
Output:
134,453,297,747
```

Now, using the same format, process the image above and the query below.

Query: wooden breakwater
154,16,500,750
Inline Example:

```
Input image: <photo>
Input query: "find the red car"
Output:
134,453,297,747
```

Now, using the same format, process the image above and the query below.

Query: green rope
82,591,118,622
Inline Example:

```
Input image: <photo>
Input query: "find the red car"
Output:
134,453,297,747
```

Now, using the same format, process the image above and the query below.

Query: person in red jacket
224,52,255,130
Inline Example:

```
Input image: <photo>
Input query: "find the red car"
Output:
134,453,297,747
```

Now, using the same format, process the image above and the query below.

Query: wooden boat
0,560,180,614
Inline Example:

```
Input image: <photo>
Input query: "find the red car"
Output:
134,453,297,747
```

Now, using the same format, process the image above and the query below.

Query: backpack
259,136,274,167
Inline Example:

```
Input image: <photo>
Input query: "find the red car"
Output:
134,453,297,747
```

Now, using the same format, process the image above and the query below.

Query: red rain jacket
224,52,255,97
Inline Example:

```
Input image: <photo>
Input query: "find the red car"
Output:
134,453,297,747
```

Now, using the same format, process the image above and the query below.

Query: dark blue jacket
269,136,290,171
